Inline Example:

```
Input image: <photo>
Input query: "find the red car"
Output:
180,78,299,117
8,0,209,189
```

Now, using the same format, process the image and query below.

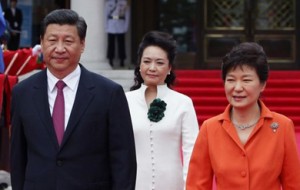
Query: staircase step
174,87,225,97
262,97,300,106
269,71,300,79
175,78,223,87
266,79,300,88
176,70,221,78
190,97,228,106
267,107,300,116
263,89,300,97
195,106,225,115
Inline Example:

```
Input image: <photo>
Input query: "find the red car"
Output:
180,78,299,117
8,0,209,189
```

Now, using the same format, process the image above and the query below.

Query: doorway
203,0,299,70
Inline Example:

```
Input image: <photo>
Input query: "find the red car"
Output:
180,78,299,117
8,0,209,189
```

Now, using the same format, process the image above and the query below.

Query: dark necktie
52,80,66,145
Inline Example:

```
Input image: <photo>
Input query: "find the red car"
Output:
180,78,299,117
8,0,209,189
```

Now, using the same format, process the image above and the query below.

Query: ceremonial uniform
104,0,130,67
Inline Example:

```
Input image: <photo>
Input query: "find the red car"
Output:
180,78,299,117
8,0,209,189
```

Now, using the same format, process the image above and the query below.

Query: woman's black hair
130,31,177,91
221,42,269,83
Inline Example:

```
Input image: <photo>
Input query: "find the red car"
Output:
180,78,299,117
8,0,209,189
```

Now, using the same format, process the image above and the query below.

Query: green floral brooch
147,98,167,122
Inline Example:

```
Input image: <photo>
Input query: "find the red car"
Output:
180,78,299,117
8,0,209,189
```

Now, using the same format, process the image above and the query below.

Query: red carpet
174,70,300,152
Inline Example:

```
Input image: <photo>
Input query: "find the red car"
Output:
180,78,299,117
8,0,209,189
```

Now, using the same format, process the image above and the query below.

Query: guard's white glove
0,170,11,187
32,44,42,56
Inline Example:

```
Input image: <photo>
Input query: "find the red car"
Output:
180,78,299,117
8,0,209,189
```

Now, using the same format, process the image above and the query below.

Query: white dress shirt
47,65,81,130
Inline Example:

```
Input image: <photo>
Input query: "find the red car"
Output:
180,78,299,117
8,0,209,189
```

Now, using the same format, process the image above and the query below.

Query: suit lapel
220,106,245,150
222,120,245,150
60,67,95,147
32,70,59,148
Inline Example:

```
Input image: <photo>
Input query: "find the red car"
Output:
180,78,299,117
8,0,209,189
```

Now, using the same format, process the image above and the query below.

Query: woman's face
224,65,266,111
140,46,171,87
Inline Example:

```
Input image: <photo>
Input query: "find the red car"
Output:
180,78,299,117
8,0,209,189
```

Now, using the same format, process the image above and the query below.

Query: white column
71,0,111,70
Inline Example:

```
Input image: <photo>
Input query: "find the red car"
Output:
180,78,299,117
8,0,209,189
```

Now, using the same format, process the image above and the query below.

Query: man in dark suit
4,0,22,50
10,9,137,190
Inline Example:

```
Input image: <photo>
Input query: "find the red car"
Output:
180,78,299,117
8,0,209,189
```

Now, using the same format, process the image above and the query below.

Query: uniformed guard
104,0,130,67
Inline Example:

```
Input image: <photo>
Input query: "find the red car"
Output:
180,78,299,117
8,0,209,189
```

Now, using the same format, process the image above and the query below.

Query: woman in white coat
126,31,199,190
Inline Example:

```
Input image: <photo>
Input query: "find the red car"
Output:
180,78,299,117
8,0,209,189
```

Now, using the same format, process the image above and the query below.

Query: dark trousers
7,33,20,50
107,33,126,61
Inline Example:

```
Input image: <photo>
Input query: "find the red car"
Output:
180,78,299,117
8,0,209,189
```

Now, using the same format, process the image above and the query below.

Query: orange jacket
186,100,300,190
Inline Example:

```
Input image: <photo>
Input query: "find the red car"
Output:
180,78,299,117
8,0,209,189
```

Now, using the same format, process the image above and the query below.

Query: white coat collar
140,84,169,99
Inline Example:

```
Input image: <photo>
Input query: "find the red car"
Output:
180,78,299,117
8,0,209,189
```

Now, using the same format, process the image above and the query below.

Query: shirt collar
140,83,169,98
218,99,273,123
47,65,81,92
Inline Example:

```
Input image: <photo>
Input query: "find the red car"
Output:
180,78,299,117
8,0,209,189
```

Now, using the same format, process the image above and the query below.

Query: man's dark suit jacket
4,7,22,50
10,65,137,190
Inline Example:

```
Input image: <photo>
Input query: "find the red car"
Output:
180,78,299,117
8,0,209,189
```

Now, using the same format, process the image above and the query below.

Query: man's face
40,24,85,79
11,1,17,8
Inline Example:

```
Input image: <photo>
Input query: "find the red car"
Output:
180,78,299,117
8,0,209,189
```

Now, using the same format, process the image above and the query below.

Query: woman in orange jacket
186,42,300,190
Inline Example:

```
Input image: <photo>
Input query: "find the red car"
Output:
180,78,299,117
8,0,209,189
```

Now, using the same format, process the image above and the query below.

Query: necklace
232,118,260,130
230,106,261,130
